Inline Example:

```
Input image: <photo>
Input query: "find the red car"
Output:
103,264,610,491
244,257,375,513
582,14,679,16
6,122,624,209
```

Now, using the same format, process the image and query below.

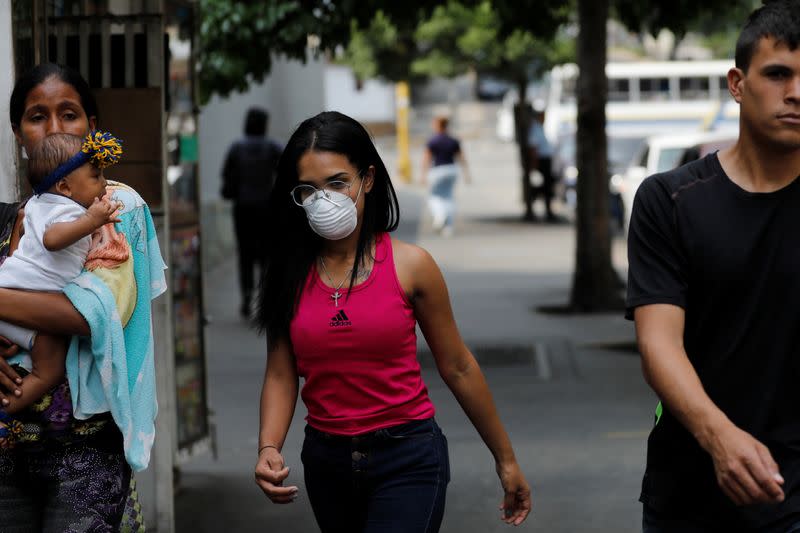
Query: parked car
476,75,512,101
553,132,646,229
618,130,738,232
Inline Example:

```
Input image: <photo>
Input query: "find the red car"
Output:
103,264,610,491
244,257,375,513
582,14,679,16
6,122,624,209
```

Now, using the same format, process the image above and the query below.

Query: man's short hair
27,133,84,190
244,107,269,136
735,0,800,72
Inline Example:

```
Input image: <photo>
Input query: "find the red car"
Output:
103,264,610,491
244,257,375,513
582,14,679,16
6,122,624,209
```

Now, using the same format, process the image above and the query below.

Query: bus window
656,147,686,173
639,77,670,101
718,76,732,99
679,77,710,99
608,78,630,102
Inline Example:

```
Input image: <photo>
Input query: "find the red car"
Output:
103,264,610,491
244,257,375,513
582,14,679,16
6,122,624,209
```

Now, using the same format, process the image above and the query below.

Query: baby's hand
86,196,122,228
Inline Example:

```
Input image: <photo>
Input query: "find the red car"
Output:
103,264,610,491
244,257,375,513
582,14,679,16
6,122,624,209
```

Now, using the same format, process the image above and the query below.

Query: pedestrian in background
527,103,556,222
221,107,282,317
253,111,530,532
421,114,471,237
627,2,800,531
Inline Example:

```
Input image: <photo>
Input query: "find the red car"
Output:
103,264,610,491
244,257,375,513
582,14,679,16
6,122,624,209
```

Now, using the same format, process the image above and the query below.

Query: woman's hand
254,446,299,504
0,336,22,406
496,460,532,526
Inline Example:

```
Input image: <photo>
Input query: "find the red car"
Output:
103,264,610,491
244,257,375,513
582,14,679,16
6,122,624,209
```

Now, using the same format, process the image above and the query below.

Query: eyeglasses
290,177,359,207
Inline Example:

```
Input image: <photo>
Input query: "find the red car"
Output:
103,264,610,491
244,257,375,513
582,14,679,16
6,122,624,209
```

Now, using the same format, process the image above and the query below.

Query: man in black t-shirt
222,107,283,317
627,2,800,531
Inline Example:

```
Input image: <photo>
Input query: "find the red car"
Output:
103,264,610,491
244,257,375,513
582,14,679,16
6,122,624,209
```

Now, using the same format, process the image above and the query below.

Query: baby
0,131,122,436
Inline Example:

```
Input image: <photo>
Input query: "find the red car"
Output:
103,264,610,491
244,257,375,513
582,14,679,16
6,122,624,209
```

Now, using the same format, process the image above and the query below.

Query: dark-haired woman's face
297,150,375,211
13,76,96,154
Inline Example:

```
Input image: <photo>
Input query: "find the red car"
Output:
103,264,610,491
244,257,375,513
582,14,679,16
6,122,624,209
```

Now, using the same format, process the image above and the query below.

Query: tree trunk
570,0,623,311
512,78,534,221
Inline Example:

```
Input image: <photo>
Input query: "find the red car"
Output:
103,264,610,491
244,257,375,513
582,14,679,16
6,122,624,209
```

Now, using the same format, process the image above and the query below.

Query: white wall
198,55,326,206
323,64,395,123
198,54,326,265
0,3,18,201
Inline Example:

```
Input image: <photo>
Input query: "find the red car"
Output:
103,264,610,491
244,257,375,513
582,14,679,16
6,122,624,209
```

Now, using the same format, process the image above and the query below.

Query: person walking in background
420,114,471,237
253,111,530,532
627,2,800,531
221,107,283,317
527,103,556,222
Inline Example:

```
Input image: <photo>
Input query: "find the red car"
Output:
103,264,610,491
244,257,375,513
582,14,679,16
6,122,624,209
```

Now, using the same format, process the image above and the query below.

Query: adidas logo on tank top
329,310,352,327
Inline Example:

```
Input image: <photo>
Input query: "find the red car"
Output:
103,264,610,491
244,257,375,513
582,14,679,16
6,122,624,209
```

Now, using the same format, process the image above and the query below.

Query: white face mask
302,179,364,240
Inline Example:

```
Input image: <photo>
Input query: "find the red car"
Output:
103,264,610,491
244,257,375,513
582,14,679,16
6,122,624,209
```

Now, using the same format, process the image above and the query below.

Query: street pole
0,3,18,200
395,81,411,183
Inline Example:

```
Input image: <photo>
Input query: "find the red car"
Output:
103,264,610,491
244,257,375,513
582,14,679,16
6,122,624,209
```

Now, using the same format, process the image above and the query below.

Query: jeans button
352,451,362,461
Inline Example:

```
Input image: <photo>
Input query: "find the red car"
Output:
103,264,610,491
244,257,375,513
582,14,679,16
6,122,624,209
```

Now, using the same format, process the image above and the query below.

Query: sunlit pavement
176,114,657,533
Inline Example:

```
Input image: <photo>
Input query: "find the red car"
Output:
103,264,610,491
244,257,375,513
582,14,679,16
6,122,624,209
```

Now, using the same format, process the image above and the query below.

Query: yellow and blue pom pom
34,130,124,195
81,130,123,169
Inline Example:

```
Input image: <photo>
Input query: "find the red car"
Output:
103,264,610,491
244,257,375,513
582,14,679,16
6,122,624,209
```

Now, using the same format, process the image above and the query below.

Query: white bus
496,60,740,142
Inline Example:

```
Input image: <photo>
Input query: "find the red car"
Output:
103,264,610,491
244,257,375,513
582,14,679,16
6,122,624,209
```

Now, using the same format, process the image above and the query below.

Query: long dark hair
10,63,99,129
255,111,400,341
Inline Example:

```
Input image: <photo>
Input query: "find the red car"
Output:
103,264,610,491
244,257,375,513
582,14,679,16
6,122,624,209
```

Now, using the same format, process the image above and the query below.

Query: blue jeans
643,504,800,533
428,167,458,229
302,418,450,533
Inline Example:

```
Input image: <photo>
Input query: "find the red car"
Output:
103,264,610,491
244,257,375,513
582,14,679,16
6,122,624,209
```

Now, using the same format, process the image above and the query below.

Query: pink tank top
290,232,436,435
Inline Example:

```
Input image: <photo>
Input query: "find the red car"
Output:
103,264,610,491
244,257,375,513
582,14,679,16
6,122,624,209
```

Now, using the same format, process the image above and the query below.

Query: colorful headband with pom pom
34,131,123,195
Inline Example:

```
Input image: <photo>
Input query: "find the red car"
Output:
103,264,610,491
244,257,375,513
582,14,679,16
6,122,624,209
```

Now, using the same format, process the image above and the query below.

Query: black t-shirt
627,153,800,531
221,136,283,207
426,133,461,167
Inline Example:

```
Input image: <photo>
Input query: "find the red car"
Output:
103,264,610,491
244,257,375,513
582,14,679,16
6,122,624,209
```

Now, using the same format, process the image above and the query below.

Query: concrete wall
323,64,395,124
0,3,18,201
198,55,326,267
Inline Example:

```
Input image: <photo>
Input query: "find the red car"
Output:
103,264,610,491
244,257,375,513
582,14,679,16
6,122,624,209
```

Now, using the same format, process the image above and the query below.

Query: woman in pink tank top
253,111,531,532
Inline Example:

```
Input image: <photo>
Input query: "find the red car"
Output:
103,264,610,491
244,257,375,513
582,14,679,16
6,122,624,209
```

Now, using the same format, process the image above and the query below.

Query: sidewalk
382,131,634,350
176,134,653,533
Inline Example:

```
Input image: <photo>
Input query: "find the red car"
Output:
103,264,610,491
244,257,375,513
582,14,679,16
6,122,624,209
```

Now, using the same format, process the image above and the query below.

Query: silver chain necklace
318,257,349,307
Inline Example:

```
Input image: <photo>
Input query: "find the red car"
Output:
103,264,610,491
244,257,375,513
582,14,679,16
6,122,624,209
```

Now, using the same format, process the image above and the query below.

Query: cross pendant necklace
319,257,349,307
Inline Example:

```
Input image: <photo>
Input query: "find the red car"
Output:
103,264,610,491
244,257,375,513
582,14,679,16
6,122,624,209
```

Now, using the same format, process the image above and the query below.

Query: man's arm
221,145,238,200
635,303,785,506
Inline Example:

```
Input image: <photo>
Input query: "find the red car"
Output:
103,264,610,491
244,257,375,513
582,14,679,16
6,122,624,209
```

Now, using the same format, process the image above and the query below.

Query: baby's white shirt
0,193,91,291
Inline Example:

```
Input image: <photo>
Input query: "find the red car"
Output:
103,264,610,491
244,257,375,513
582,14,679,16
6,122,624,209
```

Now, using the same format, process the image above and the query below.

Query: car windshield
656,147,687,173
556,135,644,172
608,137,644,170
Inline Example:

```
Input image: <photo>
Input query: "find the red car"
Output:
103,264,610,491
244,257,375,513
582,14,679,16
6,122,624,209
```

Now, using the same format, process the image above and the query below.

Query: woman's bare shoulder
390,237,438,274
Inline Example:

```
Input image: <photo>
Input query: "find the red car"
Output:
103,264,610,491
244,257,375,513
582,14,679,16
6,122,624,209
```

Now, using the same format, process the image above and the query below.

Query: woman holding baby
0,63,165,532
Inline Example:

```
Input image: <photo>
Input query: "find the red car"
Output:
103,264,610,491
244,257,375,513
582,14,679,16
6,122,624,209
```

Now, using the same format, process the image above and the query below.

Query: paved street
176,123,658,532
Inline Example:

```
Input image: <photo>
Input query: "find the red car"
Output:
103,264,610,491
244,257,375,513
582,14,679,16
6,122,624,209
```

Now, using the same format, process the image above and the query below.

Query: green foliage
197,0,432,103
410,1,573,87
612,0,757,38
339,11,418,83
198,1,313,103
700,29,739,60
336,0,573,90
199,0,757,105
412,2,495,78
